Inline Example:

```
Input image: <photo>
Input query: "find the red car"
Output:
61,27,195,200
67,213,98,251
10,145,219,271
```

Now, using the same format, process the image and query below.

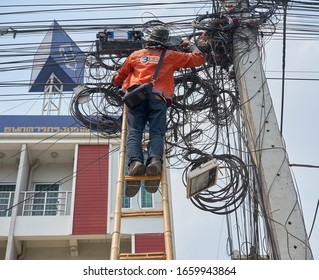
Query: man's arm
180,38,201,53
172,39,206,68
111,58,132,87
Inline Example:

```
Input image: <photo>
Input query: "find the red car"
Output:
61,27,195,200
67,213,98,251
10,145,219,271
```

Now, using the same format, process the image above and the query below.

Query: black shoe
126,161,146,197
145,158,162,193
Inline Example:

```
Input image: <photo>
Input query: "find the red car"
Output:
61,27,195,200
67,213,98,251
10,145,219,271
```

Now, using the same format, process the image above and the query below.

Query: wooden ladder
110,106,174,260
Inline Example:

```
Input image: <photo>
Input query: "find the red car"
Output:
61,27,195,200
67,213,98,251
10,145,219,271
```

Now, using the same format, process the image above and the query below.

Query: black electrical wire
280,1,288,135
309,199,319,239
188,154,249,215
70,84,122,135
1,0,318,260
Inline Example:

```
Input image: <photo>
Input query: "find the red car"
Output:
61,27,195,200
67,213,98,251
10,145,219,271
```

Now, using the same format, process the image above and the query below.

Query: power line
280,1,288,135
0,0,318,259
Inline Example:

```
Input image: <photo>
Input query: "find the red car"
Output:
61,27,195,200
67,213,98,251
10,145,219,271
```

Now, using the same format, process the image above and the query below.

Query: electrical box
96,30,143,55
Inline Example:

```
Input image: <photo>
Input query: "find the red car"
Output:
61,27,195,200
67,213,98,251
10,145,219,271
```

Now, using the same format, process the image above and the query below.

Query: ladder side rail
110,105,128,260
161,154,174,260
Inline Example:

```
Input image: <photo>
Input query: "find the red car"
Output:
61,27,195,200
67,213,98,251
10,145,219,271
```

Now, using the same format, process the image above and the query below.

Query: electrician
112,26,206,197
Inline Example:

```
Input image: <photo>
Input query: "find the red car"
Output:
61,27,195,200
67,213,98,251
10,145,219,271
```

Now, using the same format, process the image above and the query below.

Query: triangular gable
29,20,84,92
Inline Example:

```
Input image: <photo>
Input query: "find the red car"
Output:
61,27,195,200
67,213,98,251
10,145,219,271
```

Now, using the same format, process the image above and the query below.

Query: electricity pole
231,0,313,259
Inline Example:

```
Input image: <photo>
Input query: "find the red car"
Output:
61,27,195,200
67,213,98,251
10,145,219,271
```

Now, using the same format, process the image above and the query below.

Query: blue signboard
29,20,84,92
0,115,90,133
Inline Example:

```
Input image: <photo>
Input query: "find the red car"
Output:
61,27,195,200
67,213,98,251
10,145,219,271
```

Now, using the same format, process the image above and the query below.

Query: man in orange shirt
112,26,205,197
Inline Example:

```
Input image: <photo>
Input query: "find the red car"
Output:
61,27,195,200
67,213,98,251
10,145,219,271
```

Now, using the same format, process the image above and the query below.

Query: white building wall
14,216,72,236
31,163,73,192
121,216,164,234
0,218,11,236
0,164,18,182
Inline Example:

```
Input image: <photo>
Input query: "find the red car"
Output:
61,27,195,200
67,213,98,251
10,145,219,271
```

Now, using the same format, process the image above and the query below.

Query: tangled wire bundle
70,84,122,135
187,154,249,215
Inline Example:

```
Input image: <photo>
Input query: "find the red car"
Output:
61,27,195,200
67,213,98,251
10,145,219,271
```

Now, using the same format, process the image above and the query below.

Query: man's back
113,46,205,96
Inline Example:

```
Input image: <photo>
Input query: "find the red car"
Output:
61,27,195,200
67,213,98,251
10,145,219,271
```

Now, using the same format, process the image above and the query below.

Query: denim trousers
126,94,167,167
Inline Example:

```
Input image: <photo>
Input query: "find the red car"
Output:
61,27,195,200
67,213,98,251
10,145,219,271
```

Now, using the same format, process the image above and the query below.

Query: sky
264,31,319,260
0,0,318,261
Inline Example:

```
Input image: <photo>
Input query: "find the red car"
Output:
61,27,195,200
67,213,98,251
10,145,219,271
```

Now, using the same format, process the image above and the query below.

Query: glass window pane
141,185,153,208
32,184,59,216
122,161,131,209
0,184,15,217
122,193,130,208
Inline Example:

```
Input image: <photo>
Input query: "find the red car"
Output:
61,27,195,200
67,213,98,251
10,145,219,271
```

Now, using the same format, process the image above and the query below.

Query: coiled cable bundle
70,84,122,136
183,153,249,215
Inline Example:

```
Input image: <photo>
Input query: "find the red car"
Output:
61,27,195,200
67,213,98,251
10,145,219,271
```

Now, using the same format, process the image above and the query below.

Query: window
0,184,15,217
122,182,154,209
122,163,131,209
122,192,131,208
141,185,153,208
31,184,59,216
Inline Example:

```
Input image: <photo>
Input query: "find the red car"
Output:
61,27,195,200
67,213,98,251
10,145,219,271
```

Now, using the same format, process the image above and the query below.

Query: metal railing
0,191,15,217
21,191,72,216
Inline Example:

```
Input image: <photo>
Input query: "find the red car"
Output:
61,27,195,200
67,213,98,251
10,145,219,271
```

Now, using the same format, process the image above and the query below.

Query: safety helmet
147,26,170,46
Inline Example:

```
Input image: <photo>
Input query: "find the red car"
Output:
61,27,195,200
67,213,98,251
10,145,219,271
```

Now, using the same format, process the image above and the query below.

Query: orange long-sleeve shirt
112,47,206,97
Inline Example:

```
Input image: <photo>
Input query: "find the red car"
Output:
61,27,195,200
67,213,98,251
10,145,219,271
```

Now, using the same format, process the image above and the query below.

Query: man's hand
180,38,201,53
180,38,190,49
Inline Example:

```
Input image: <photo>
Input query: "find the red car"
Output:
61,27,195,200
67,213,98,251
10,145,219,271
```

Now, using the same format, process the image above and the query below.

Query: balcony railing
0,191,15,217
20,191,72,216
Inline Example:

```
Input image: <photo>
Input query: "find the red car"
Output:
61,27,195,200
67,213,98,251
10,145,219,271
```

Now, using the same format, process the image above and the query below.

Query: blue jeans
126,94,167,166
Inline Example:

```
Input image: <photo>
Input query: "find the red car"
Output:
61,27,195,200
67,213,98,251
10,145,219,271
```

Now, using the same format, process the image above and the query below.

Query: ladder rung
110,108,173,261
121,210,164,217
125,175,161,181
119,252,166,260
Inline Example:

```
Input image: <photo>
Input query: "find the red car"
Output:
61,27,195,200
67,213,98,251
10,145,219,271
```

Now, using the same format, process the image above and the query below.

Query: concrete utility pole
231,0,313,259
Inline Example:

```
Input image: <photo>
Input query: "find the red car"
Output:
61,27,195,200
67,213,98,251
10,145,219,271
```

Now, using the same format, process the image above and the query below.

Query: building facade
0,115,173,260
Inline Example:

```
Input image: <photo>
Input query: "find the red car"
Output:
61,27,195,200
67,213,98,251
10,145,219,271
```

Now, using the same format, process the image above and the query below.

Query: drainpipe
27,159,40,190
